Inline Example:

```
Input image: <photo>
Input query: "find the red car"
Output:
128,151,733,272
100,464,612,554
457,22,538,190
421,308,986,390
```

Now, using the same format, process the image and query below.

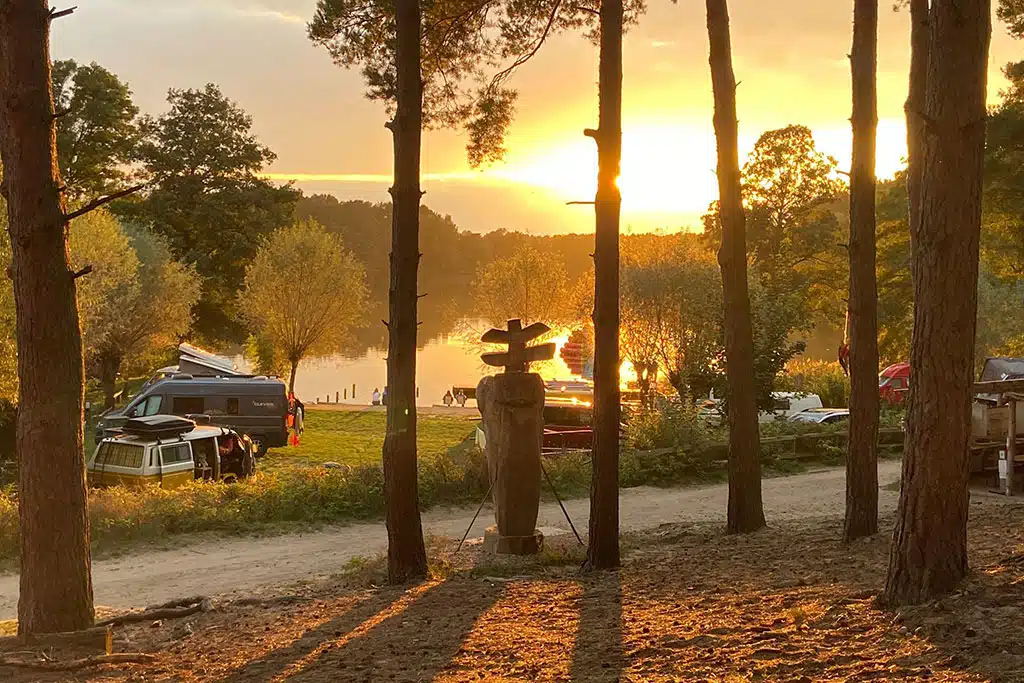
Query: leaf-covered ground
5,497,1024,682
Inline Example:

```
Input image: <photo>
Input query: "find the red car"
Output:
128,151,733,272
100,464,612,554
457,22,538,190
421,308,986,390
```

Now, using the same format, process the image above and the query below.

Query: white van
759,392,824,423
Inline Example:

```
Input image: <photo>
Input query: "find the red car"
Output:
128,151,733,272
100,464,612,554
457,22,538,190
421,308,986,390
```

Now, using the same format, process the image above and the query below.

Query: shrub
777,358,850,408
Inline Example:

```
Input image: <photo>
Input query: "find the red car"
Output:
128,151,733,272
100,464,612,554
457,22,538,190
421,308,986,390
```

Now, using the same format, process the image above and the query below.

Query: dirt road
0,461,903,619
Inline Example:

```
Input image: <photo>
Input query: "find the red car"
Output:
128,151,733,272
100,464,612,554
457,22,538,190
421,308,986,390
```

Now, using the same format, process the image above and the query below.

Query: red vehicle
879,363,910,405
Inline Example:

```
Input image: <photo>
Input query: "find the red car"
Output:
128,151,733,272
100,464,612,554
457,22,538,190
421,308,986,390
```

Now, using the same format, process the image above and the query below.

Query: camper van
88,415,257,489
95,374,288,455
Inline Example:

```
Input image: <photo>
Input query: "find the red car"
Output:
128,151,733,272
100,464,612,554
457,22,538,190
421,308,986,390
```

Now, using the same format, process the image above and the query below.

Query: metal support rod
541,459,583,545
455,467,498,554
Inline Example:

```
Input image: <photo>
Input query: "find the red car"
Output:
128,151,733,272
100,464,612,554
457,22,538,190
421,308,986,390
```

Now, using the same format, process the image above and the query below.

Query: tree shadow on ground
219,589,405,682
569,571,623,682
281,578,505,682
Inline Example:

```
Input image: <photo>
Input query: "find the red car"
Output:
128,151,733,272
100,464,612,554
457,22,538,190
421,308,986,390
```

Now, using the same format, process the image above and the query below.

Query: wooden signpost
481,319,556,373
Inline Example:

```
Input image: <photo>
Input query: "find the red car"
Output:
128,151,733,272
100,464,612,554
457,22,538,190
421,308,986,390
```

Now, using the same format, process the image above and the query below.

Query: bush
625,397,709,453
777,358,850,408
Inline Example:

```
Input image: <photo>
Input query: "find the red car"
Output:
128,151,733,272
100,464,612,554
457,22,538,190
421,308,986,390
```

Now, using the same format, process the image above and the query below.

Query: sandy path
0,461,903,619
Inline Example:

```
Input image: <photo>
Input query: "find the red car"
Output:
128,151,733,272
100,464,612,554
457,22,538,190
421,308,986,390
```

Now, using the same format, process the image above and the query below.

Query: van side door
158,442,194,489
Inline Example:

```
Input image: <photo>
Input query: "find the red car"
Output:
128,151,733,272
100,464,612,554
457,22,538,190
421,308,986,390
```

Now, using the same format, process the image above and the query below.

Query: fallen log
0,652,155,671
145,595,207,611
95,597,212,628
0,626,113,654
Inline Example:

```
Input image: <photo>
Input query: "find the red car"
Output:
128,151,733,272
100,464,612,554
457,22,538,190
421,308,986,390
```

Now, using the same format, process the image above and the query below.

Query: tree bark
0,0,94,634
905,0,929,231
584,0,623,571
844,0,880,542
706,0,765,534
98,352,121,410
382,0,427,584
883,0,991,605
288,359,298,396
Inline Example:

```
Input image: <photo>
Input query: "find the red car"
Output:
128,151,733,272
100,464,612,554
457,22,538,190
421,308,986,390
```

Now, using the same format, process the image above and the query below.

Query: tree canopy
52,60,139,201
472,242,570,328
116,84,299,342
240,219,368,393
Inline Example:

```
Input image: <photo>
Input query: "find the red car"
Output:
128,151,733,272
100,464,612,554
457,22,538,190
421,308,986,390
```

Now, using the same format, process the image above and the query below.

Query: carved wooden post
477,319,555,554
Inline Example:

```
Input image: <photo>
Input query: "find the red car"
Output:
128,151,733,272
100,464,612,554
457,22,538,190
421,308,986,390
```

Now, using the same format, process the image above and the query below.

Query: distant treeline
295,194,671,349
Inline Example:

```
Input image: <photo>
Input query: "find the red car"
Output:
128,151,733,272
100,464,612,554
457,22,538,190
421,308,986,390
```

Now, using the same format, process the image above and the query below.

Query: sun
485,118,911,225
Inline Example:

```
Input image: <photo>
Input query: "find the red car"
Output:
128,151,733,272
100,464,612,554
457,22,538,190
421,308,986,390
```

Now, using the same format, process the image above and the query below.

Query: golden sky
54,0,1021,234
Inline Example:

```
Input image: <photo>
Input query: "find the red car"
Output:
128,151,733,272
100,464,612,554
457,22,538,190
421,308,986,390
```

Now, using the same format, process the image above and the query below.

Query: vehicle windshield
93,442,145,469
790,412,820,423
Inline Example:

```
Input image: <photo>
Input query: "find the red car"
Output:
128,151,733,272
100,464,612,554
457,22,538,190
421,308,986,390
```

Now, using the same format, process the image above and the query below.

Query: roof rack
121,415,196,439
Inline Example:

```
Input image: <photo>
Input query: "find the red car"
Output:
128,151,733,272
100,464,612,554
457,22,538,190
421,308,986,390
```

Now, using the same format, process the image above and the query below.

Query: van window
226,398,239,416
142,395,163,416
95,442,144,469
192,437,217,468
160,443,192,466
773,398,791,412
172,397,204,415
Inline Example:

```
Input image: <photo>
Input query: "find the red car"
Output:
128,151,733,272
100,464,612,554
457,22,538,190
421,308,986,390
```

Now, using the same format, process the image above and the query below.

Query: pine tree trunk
382,0,427,584
844,0,880,542
905,0,929,230
585,0,623,571
883,0,991,605
706,0,765,534
0,0,94,634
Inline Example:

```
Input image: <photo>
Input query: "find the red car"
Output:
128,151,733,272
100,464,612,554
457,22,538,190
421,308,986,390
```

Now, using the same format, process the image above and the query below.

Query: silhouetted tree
585,0,624,570
883,0,992,605
706,0,765,534
844,0,880,542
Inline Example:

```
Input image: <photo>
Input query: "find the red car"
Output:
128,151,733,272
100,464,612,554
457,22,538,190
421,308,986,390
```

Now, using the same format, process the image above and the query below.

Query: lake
235,326,576,408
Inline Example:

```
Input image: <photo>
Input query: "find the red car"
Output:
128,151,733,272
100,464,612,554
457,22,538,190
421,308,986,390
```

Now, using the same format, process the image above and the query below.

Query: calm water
235,327,575,408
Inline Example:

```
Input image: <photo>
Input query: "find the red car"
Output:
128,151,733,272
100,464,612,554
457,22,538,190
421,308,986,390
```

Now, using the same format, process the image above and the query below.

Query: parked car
789,408,850,425
95,374,288,456
88,415,257,489
760,392,824,423
879,363,910,404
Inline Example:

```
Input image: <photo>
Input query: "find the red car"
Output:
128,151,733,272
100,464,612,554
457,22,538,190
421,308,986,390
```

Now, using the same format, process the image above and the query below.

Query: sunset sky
53,0,1021,234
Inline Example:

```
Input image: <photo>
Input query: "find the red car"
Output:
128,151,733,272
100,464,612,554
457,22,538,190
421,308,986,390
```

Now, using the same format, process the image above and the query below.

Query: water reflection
237,321,576,408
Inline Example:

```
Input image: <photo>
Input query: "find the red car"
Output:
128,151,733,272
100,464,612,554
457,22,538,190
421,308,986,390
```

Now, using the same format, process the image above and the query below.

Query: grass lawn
261,410,479,474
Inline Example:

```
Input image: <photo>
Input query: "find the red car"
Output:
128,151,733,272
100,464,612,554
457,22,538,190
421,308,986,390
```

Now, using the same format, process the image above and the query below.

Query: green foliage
621,235,723,401
68,213,199,400
118,84,299,342
69,210,141,358
777,358,850,408
240,220,367,391
625,398,710,454
244,334,286,378
52,60,139,200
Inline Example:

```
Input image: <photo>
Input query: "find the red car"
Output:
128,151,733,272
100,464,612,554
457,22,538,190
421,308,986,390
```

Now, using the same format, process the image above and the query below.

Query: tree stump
477,372,544,555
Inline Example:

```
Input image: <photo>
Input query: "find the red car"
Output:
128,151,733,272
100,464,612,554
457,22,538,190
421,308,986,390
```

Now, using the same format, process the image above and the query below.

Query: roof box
122,415,195,439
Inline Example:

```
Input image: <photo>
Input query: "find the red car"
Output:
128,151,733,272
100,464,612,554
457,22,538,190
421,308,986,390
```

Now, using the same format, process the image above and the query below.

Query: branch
72,265,93,280
0,653,155,671
584,128,599,139
567,201,596,205
52,108,70,119
572,5,600,16
487,0,563,90
65,183,146,221
49,6,77,20
94,597,211,627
